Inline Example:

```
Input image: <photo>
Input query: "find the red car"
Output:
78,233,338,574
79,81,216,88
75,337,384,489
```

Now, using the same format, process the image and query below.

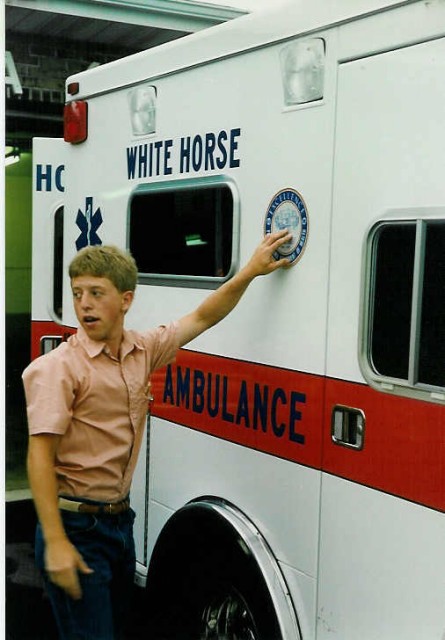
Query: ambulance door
318,38,445,638
31,138,68,360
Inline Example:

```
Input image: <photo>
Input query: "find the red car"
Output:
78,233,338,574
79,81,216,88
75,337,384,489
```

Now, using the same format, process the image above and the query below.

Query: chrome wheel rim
200,588,259,640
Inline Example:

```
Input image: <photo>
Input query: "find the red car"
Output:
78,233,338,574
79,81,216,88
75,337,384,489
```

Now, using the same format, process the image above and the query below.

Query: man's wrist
236,262,258,284
43,526,69,545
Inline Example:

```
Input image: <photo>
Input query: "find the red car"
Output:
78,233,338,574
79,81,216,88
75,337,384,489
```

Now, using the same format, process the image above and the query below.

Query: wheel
199,585,260,640
192,541,281,640
146,509,282,640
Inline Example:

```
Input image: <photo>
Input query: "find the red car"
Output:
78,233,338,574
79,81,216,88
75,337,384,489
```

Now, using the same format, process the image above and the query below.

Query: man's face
71,275,134,347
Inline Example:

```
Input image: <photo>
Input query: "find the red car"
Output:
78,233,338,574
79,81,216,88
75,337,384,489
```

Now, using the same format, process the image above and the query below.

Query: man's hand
45,537,94,600
244,230,293,277
27,433,94,600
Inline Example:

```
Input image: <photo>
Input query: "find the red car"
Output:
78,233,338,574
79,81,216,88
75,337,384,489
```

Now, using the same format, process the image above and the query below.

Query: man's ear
122,290,134,313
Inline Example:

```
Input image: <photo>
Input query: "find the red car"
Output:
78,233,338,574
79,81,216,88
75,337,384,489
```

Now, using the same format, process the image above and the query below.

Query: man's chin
82,322,103,339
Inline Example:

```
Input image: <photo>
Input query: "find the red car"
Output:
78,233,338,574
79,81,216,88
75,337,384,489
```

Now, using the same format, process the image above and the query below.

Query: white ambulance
32,0,445,638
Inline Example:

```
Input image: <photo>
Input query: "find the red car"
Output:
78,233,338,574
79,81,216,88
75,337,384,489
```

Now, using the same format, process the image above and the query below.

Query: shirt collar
76,327,145,359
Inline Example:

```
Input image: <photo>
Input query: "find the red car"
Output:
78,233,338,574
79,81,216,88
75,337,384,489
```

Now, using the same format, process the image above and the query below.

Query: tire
189,531,282,639
146,508,282,640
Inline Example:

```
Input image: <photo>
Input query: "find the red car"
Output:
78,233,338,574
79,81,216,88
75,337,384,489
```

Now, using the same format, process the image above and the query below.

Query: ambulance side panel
318,35,445,639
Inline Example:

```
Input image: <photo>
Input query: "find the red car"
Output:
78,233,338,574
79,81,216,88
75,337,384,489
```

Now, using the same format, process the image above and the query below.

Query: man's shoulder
22,336,79,378
126,321,176,341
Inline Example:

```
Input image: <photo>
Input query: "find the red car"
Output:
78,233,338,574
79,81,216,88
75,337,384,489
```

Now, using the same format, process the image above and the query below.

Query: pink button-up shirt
23,323,179,502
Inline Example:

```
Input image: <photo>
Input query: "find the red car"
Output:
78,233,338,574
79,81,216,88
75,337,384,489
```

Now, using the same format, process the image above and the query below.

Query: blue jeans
35,507,136,640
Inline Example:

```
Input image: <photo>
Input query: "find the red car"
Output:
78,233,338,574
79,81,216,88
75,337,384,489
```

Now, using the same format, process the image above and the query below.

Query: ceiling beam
5,0,246,32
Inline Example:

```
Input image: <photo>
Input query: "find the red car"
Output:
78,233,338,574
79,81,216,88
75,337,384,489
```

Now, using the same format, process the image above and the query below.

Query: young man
23,230,291,639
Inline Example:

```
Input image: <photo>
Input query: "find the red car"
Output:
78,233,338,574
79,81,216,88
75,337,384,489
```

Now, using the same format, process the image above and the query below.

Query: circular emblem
264,188,309,265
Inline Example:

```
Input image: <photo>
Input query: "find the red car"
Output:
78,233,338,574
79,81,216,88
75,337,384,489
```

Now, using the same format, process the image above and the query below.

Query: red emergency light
64,101,88,144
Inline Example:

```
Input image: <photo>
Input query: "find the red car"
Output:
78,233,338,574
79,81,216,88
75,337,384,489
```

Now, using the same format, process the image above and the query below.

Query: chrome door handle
40,335,63,355
331,405,365,450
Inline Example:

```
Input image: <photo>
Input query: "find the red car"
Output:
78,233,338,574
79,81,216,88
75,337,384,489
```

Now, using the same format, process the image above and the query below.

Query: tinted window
371,224,416,379
129,183,235,285
368,219,445,392
418,222,445,387
53,206,64,320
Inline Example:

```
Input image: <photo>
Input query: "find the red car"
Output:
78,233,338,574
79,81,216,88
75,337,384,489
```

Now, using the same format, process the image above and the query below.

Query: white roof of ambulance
66,0,408,99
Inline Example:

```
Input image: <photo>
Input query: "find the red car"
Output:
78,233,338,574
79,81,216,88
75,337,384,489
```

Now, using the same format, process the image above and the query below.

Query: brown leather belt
58,497,130,515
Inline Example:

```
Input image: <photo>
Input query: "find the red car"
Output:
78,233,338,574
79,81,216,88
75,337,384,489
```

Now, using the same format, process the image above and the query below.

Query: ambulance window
371,224,416,379
366,219,445,398
53,206,63,320
129,182,237,287
418,222,445,387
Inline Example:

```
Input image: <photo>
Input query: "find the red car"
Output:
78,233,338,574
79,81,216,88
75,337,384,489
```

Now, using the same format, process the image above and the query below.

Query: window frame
360,208,445,404
127,176,240,290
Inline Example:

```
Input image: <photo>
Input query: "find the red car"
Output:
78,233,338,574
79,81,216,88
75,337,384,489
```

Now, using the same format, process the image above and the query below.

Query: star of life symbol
75,197,103,250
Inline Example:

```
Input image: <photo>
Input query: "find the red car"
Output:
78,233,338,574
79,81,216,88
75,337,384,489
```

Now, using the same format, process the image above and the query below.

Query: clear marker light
280,39,325,106
128,85,157,136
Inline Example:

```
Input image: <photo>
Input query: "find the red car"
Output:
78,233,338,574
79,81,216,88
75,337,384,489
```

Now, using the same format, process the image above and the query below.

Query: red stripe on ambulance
31,326,443,512
322,378,444,513
151,349,323,470
31,320,76,361
151,349,444,513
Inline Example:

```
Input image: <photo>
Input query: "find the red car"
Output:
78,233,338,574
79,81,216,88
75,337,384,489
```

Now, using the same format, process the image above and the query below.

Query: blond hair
69,245,138,292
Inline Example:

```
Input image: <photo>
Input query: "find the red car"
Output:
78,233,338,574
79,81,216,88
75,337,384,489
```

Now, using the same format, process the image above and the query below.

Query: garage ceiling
5,0,246,50
5,6,186,51
5,0,247,146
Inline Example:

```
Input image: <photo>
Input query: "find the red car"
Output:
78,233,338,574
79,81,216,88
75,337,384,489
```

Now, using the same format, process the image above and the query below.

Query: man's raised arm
177,229,292,347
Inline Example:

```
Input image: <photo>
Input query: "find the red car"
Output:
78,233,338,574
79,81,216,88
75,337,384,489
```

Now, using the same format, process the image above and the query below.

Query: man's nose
80,293,93,309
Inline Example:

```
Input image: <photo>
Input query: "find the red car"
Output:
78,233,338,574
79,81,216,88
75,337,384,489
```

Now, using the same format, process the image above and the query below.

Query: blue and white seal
264,188,309,265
